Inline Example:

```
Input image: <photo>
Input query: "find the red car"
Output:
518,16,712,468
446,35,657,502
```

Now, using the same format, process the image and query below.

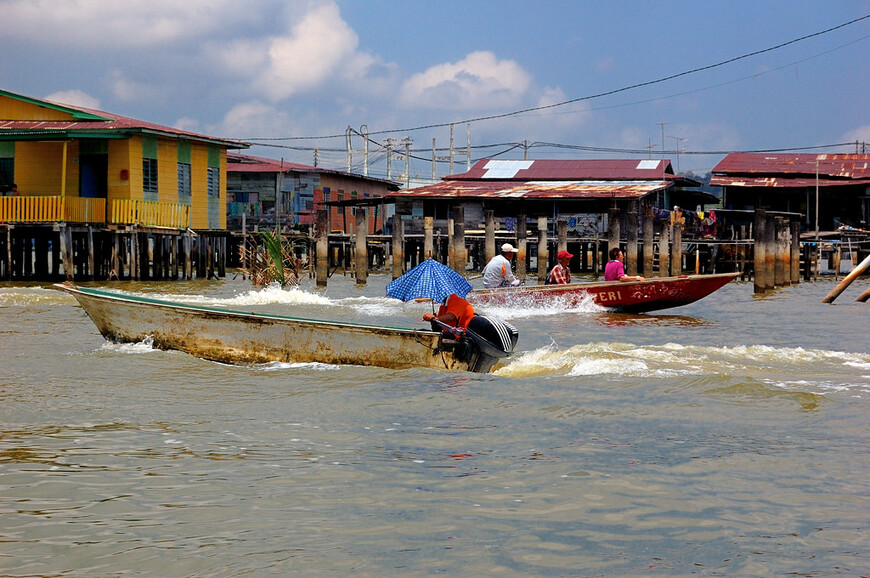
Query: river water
1,273,868,576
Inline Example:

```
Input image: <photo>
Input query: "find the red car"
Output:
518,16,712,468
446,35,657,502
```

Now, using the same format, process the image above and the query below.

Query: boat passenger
547,250,573,284
423,293,476,330
604,248,645,282
482,243,521,288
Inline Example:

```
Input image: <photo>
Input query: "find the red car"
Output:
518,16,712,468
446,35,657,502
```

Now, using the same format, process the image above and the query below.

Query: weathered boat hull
468,272,740,313
56,283,484,372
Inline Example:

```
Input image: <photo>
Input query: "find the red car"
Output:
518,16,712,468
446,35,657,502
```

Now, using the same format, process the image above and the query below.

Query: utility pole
345,125,369,175
656,122,668,160
667,135,687,173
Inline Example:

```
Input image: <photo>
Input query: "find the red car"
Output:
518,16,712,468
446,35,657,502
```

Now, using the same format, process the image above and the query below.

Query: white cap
501,243,518,253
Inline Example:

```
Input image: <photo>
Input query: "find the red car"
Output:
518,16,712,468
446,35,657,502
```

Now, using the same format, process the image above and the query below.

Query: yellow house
0,88,248,229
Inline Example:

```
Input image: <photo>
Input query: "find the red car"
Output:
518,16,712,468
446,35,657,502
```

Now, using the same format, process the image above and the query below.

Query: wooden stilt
355,208,368,286
537,216,548,284
516,213,527,281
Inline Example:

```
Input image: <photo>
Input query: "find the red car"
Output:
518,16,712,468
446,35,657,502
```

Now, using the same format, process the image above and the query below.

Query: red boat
468,272,740,313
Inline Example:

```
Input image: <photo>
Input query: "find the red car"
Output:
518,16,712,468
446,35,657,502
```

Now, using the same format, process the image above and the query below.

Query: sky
2,0,869,181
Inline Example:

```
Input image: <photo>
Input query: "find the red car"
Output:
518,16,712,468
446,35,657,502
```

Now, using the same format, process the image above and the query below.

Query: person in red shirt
547,250,573,284
423,293,475,330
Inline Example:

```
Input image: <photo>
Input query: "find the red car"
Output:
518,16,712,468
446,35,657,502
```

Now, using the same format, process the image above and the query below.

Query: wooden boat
468,272,740,313
56,282,518,373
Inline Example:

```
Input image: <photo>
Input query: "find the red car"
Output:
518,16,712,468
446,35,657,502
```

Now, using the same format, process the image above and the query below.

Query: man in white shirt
482,243,521,288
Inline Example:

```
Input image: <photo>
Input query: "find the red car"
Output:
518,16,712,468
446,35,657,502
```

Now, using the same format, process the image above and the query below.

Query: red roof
388,158,676,201
226,152,401,189
386,179,669,201
0,89,247,148
710,153,870,187
227,152,319,173
447,158,675,181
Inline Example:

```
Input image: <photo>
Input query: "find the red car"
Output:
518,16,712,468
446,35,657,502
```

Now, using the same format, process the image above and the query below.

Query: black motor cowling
462,315,519,373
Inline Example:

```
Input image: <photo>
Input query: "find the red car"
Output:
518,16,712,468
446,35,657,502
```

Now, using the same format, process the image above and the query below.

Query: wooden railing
0,196,190,229
110,199,190,229
0,196,106,223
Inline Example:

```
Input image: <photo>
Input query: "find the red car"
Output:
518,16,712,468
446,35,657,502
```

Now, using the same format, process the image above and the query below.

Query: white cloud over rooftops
43,89,101,110
398,51,532,111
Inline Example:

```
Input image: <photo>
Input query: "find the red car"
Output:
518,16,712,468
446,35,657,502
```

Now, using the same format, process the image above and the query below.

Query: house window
207,167,219,198
177,162,191,204
143,158,158,195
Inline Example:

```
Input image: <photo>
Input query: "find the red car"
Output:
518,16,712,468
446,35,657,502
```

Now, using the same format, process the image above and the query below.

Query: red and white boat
468,272,740,313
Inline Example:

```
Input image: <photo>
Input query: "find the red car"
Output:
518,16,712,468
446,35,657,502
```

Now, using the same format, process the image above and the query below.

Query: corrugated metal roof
447,158,674,181
227,153,319,173
386,179,670,200
227,153,401,189
711,153,870,182
0,90,247,148
710,175,870,188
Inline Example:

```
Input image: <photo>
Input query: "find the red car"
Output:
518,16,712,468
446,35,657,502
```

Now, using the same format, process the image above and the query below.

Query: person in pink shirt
604,247,645,282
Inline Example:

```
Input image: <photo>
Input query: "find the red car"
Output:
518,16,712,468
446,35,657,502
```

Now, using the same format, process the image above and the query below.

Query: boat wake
473,291,606,319
495,341,870,397
154,283,334,308
99,335,159,355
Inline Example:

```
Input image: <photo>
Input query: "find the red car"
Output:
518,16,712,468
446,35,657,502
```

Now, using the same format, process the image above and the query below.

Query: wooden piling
607,207,620,259
452,205,466,273
391,213,404,280
423,216,434,260
537,216,548,283
184,232,192,280
658,222,669,278
642,215,654,277
316,209,329,287
355,208,368,285
753,209,767,293
557,218,568,255
790,221,801,284
59,224,74,281
626,202,639,276
516,213,527,281
774,216,788,286
764,214,776,290
670,223,682,276
484,210,495,264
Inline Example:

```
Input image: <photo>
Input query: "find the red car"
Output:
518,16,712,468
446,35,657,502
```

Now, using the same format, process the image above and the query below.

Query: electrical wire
240,14,870,142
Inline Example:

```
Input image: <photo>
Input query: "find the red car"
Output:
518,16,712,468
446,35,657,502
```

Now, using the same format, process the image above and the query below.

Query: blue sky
2,0,868,179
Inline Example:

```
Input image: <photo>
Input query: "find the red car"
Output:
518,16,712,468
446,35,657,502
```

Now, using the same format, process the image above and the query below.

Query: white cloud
218,101,291,139
399,51,532,111
234,3,365,101
3,0,248,47
107,70,162,103
43,89,101,110
841,125,870,147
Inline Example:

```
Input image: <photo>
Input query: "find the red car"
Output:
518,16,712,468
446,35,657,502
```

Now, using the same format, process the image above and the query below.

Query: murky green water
1,274,868,576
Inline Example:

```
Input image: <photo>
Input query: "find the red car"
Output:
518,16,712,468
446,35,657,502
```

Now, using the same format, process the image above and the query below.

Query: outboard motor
461,315,519,373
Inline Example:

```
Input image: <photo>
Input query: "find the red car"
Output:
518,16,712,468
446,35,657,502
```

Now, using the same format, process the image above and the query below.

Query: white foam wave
154,283,334,307
100,336,158,354
495,341,870,388
475,291,606,319
256,361,340,371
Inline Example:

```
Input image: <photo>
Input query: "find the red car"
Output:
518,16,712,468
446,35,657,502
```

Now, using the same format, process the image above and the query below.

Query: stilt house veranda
0,89,248,281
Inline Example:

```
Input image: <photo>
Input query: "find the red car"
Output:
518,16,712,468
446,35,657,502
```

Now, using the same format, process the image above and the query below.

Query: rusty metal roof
386,179,669,200
227,152,320,173
448,158,674,181
227,153,401,189
0,89,247,148
710,175,870,188
710,153,870,187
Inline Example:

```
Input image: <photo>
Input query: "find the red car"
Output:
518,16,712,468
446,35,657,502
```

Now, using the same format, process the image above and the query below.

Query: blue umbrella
386,259,472,303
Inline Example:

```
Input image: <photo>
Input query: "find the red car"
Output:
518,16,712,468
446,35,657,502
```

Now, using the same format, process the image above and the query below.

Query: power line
240,14,870,143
